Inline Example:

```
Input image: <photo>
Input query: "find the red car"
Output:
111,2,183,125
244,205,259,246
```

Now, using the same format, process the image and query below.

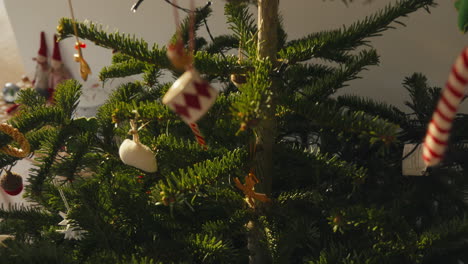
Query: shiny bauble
2,83,20,103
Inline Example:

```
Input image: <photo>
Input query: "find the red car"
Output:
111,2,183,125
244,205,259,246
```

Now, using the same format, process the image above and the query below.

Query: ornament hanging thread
54,179,86,240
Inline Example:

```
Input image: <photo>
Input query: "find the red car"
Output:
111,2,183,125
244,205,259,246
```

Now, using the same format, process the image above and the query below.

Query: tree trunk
248,1,279,263
255,0,278,205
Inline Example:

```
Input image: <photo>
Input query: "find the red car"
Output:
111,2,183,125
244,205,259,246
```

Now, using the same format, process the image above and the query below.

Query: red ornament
74,42,87,50
1,171,23,196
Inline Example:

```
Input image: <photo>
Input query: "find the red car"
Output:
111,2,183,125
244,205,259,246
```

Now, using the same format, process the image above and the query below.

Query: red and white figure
33,31,50,98
49,35,72,96
422,47,468,166
162,69,218,124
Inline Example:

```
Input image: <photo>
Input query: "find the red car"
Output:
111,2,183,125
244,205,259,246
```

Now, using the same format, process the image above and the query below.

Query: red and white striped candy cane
189,123,207,150
422,47,468,166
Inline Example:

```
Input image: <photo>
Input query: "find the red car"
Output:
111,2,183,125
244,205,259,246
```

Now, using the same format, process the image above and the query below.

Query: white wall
2,0,467,111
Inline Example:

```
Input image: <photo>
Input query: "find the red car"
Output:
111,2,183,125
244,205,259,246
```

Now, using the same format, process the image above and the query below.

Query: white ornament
162,69,218,124
402,144,427,176
119,139,157,172
119,120,157,173
57,211,85,240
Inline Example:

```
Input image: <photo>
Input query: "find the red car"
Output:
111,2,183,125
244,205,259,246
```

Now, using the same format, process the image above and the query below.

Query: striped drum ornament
422,48,468,166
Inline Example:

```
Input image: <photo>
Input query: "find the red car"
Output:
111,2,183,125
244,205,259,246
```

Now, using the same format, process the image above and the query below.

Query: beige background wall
0,0,24,87
2,0,467,111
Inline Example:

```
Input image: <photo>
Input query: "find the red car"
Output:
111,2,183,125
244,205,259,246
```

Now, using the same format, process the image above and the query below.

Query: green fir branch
337,94,408,126
111,52,134,64
15,88,46,109
100,59,147,81
142,65,162,87
204,34,239,54
403,73,440,123
57,18,242,75
283,63,336,92
52,79,82,117
186,233,239,263
418,215,468,260
169,5,212,47
292,99,400,146
27,127,68,195
231,59,273,125
153,149,245,206
280,0,436,63
301,49,379,100
225,2,258,57
0,204,56,223
274,145,368,193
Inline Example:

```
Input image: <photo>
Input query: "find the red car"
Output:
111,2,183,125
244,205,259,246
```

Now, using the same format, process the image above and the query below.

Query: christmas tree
3,0,468,263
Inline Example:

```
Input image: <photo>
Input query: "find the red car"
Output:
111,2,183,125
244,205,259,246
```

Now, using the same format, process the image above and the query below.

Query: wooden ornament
230,74,247,88
74,45,92,82
234,172,271,208
119,120,157,173
167,42,193,71
0,171,23,196
162,69,218,124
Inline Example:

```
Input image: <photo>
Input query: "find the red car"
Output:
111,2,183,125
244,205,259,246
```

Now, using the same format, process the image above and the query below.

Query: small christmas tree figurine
49,34,72,97
32,31,50,98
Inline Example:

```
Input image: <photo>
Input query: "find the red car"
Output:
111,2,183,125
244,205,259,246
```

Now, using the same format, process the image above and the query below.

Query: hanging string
67,0,80,47
55,180,71,213
189,0,196,55
67,0,92,81
171,0,182,42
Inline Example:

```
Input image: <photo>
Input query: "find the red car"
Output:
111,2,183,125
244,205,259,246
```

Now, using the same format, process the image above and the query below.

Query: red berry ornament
1,171,23,196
